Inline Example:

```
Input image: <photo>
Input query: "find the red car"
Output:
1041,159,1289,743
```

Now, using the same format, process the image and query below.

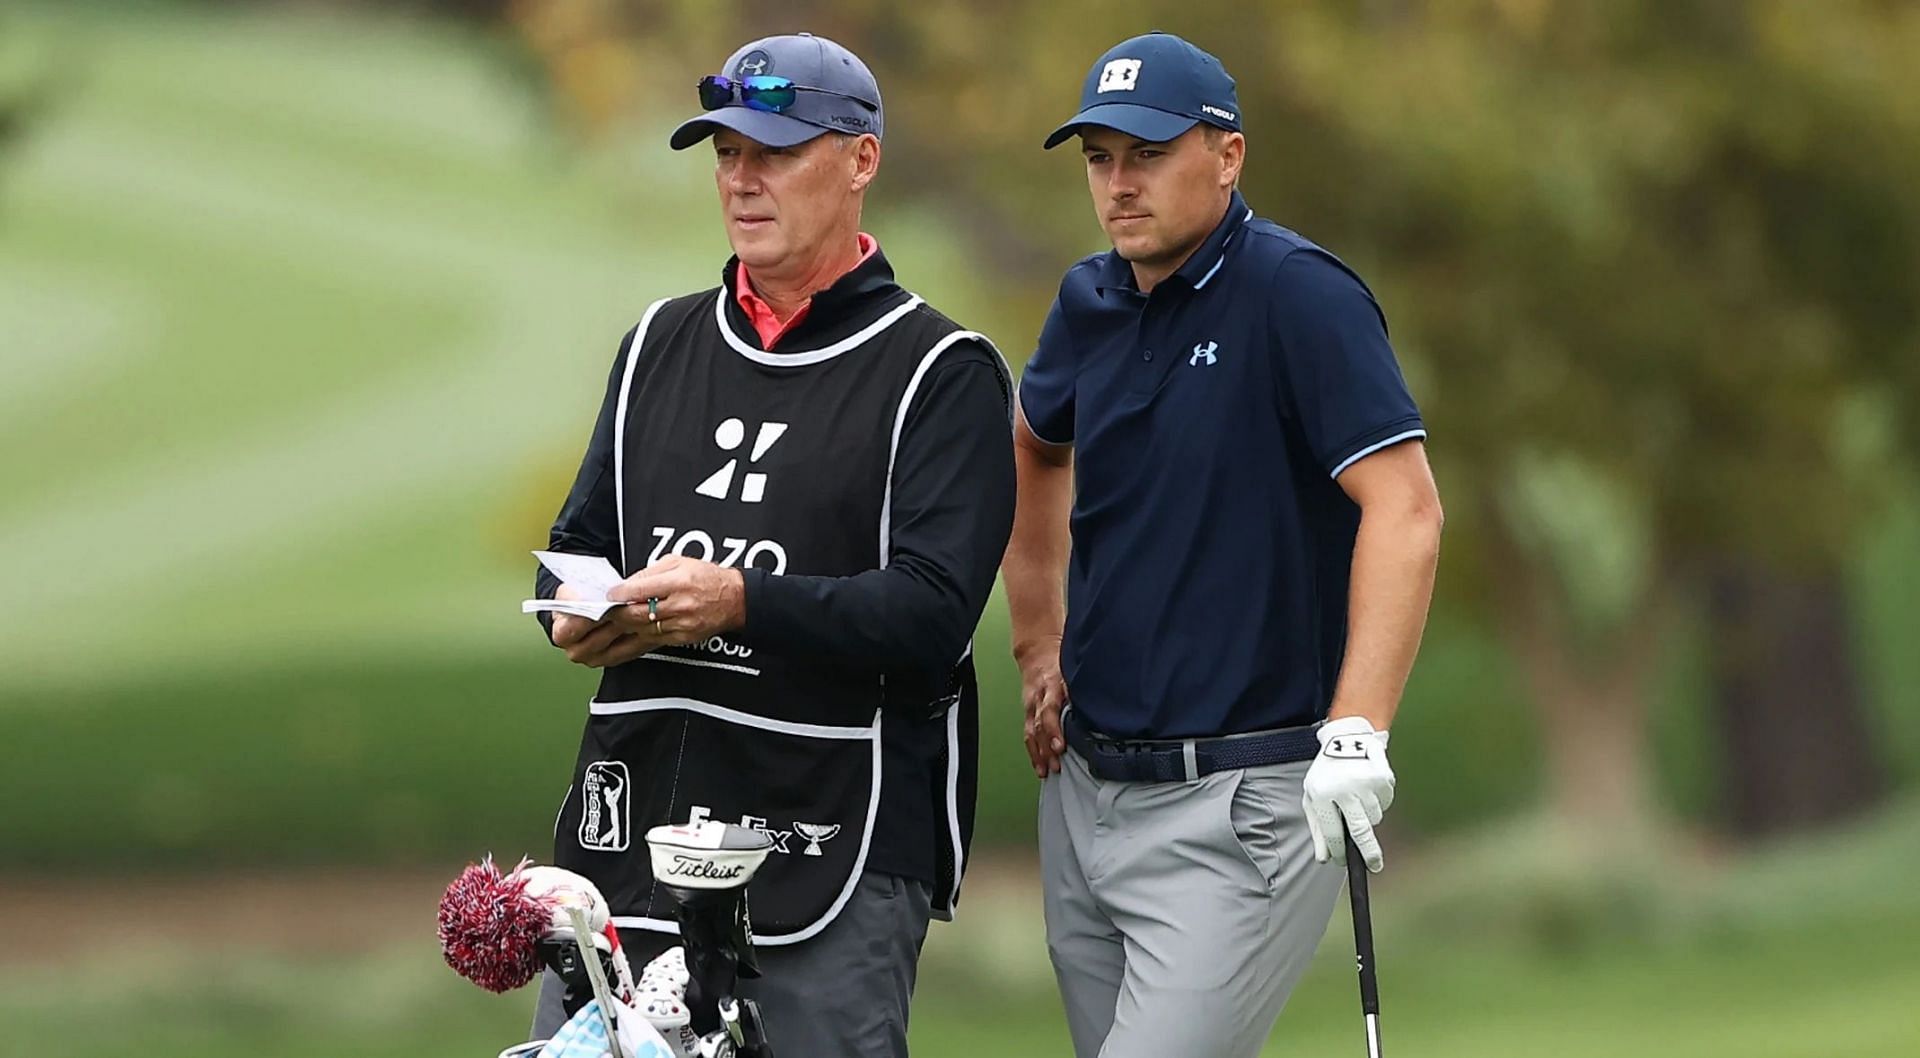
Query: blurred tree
737,0,1920,842
1705,564,1882,836
0,9,62,174
867,0,1920,841
1222,0,1920,839
306,0,510,19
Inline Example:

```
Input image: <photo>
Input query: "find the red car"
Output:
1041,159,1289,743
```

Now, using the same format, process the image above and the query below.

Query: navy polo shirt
1019,192,1425,740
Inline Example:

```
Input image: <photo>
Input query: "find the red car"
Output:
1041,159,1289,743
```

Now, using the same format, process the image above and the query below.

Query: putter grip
1344,831,1380,1018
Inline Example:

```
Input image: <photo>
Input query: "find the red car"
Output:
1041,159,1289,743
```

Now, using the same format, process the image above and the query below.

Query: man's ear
1218,131,1246,189
849,134,881,192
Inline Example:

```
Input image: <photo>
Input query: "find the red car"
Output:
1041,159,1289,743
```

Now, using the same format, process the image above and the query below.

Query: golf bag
511,820,778,1058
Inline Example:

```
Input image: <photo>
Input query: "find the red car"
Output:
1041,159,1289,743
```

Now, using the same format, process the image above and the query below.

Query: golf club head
645,820,775,1035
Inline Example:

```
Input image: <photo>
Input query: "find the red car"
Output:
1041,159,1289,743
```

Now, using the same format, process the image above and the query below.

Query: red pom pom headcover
438,855,549,993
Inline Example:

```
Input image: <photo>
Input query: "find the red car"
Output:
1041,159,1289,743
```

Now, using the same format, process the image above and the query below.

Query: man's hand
606,555,747,645
1303,716,1396,872
1016,635,1069,778
549,583,652,668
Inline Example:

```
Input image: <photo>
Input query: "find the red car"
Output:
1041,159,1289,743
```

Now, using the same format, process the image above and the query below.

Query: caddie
528,31,1017,1058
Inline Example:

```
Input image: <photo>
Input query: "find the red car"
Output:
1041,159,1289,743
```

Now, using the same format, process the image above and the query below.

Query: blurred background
2,1,1917,1055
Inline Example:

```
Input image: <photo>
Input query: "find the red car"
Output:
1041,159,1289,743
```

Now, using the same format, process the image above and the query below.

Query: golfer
1003,32,1444,1058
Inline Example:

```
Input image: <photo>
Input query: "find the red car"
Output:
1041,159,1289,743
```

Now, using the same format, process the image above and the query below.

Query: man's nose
725,160,761,195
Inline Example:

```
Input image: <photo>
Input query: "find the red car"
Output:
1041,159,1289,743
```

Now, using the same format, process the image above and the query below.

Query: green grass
0,1,705,682
6,806,1918,1057
3,928,1905,1057
0,611,1541,868
0,655,584,867
0,0,1013,687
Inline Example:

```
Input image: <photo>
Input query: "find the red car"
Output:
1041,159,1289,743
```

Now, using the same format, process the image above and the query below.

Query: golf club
1345,831,1382,1058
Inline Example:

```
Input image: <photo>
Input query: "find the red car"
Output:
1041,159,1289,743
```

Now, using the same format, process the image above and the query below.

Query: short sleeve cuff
1017,380,1074,446
1327,417,1426,478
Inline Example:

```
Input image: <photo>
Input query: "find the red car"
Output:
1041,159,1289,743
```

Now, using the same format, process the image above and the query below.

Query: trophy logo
792,822,842,857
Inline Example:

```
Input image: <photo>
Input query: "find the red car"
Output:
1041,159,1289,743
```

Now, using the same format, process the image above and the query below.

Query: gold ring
647,596,660,625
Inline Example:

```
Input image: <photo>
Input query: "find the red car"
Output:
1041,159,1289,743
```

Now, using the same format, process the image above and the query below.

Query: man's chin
728,226,785,261
1109,234,1169,265
731,242,788,271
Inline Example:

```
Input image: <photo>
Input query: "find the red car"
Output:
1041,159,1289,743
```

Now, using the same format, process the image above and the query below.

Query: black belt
1061,709,1321,783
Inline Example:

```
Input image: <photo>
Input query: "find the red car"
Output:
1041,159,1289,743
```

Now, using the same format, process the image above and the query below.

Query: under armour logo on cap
735,49,772,76
671,33,885,150
1097,58,1142,93
1044,34,1241,149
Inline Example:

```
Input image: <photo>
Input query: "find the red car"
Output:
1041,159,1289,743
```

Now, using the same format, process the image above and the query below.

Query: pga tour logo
578,761,630,851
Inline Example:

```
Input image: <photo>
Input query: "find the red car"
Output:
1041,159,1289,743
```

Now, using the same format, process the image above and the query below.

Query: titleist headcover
644,820,775,891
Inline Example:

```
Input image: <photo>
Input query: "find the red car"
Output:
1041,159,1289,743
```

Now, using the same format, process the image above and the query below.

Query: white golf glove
1303,716,1396,873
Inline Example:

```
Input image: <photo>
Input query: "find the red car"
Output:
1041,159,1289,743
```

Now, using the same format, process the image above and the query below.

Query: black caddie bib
552,287,991,944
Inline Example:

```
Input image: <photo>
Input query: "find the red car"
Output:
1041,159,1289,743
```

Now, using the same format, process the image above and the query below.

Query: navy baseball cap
670,33,883,151
1043,32,1241,149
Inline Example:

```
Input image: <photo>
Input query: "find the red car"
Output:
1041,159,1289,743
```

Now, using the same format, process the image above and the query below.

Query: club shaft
565,908,627,1058
1345,832,1382,1056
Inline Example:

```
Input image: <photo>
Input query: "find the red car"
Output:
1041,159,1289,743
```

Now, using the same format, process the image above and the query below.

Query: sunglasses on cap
697,74,877,115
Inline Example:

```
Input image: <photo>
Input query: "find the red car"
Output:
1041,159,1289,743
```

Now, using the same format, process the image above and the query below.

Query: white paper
533,551,625,596
521,598,624,621
523,551,628,621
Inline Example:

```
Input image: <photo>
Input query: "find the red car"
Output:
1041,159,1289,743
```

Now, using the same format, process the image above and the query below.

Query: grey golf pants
531,871,932,1057
1041,748,1344,1058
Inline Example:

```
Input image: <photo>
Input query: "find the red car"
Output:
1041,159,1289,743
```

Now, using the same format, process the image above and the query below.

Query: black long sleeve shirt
534,250,1015,888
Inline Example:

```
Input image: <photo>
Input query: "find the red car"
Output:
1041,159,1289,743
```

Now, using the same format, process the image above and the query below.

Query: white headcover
644,820,774,891
518,865,613,945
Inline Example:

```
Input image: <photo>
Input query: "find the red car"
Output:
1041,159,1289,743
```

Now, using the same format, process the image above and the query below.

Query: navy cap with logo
670,33,884,151
1043,32,1240,149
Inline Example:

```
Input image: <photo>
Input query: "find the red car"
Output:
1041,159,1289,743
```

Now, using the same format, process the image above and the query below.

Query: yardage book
520,550,628,621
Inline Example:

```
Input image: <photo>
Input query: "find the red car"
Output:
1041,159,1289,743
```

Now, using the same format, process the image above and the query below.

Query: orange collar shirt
733,232,880,347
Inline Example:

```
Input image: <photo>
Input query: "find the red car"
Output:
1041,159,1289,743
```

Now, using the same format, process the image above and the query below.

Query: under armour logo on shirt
1097,58,1142,93
1190,340,1219,366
